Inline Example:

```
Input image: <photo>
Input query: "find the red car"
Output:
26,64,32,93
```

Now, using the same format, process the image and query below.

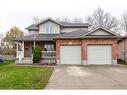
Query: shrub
33,45,42,63
117,59,126,65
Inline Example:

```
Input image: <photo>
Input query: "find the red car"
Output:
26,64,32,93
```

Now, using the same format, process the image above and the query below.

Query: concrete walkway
45,65,127,89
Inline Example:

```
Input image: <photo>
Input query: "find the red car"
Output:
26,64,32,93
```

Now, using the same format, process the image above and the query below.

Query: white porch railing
41,51,56,58
17,51,23,63
40,51,56,64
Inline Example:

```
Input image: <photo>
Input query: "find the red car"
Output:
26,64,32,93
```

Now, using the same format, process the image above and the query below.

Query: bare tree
121,10,127,35
55,16,71,23
55,16,84,23
33,16,41,24
85,8,119,31
72,17,84,23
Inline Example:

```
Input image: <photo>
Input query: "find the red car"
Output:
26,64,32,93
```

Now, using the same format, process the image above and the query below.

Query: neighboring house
14,17,119,65
118,36,127,62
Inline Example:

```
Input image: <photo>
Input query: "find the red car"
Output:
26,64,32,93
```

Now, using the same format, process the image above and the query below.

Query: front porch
16,41,56,65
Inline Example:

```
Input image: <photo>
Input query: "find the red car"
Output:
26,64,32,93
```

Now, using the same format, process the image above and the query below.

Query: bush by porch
33,45,42,63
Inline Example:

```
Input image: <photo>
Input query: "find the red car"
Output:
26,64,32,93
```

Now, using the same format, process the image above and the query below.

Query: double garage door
60,45,112,65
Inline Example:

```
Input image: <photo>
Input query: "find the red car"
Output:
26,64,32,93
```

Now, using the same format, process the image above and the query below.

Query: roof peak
36,17,62,26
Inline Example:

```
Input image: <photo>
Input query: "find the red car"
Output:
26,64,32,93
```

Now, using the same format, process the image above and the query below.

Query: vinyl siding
39,21,60,34
89,30,112,36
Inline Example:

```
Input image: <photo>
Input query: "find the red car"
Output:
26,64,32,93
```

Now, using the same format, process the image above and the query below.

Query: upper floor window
46,25,53,33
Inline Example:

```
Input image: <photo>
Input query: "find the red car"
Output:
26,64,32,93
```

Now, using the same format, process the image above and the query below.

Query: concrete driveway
45,65,127,89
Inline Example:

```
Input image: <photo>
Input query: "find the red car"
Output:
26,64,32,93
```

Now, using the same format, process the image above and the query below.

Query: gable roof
82,27,119,37
54,27,120,39
36,17,62,26
14,27,120,41
25,24,39,30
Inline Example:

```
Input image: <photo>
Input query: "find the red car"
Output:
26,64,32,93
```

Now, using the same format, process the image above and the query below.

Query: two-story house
14,17,119,65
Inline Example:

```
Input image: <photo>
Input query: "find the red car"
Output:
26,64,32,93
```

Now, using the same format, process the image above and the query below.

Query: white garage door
60,46,81,64
87,45,112,64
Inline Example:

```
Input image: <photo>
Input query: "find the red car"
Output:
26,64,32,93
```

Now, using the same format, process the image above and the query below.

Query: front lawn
0,61,53,89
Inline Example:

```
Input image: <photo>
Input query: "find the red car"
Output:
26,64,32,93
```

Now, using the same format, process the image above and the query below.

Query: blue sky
0,0,127,35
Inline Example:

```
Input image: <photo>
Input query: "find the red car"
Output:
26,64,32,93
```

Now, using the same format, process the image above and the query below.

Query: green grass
0,60,53,89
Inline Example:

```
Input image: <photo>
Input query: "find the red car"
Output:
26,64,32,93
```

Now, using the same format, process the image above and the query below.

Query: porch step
19,57,33,65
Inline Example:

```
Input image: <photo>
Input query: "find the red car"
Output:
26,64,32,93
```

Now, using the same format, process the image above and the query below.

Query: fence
2,55,16,60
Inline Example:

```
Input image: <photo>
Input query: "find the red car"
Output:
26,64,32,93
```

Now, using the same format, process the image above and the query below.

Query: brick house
14,17,119,65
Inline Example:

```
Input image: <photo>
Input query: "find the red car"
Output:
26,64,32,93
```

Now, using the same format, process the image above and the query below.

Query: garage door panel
87,45,112,64
60,46,81,64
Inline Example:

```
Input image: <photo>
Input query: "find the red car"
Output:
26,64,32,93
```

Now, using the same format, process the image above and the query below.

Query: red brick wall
56,38,118,60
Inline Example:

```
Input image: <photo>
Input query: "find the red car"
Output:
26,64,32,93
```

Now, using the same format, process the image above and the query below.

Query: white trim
22,41,24,57
16,41,18,58
82,27,119,37
33,41,36,48
36,17,62,26
33,33,39,40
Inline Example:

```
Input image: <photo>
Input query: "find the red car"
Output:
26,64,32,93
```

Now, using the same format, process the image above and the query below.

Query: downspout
16,41,18,58
33,33,39,48
31,33,39,64
124,38,126,61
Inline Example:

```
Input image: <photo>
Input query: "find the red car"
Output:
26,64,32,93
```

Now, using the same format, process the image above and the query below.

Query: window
44,44,54,51
46,24,53,33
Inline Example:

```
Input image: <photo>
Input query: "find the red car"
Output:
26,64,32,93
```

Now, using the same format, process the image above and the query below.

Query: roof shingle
60,22,91,27
13,34,59,41
25,24,39,30
54,30,89,39
13,34,37,41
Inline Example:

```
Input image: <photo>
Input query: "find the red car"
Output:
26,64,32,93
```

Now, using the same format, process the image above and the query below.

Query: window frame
44,44,54,51
46,24,53,33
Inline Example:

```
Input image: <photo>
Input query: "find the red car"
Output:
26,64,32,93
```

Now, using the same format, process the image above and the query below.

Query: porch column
33,41,36,48
16,41,19,58
22,41,24,57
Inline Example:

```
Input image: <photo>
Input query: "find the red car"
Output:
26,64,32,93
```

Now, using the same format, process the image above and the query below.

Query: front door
24,43,32,57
